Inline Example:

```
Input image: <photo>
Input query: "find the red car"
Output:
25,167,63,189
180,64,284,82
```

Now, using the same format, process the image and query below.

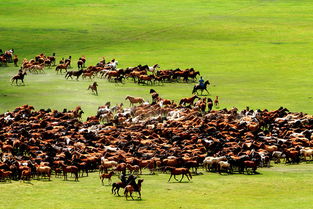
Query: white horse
107,60,118,70
147,64,160,74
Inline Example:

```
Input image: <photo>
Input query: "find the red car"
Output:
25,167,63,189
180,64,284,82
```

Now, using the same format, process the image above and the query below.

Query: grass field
1,0,313,116
1,164,313,209
1,0,313,208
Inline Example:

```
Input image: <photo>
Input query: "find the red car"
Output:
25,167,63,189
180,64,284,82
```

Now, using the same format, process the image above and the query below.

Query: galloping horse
125,96,145,106
55,61,70,74
124,179,144,200
88,82,98,95
167,167,192,182
11,71,27,85
192,80,210,95
144,64,160,74
65,69,84,80
179,95,199,106
107,59,118,70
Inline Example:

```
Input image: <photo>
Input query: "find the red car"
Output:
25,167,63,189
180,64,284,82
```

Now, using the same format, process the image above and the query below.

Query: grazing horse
65,69,84,80
125,96,145,106
124,179,144,200
100,171,114,185
55,62,70,74
11,71,27,85
192,80,210,95
88,82,98,95
167,167,192,182
179,95,199,106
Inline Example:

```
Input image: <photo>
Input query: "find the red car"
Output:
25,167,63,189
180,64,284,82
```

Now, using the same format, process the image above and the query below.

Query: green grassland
1,164,313,209
1,0,313,116
1,0,313,208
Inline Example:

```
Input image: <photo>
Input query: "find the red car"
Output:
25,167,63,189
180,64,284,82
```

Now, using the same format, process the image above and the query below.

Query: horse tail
112,183,116,194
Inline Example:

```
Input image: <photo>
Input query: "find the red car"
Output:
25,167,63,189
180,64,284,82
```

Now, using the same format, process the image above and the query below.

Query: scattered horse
65,69,84,80
88,82,98,95
124,179,144,200
61,163,79,181
179,95,199,106
192,80,210,95
55,62,70,74
100,171,114,185
167,167,192,182
11,71,27,85
125,96,145,106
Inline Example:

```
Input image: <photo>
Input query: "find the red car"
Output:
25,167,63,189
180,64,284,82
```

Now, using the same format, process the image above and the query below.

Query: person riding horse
127,174,138,191
120,170,127,185
199,76,205,88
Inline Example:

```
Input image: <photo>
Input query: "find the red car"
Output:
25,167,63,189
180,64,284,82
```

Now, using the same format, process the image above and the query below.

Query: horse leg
180,174,184,182
168,174,173,182
174,175,179,181
138,191,141,199
130,192,134,200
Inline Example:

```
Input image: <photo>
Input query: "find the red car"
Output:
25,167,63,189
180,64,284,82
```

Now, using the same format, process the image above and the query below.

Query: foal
88,82,98,95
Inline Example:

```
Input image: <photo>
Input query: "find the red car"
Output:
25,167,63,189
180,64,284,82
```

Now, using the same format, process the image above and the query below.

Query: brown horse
82,71,94,80
55,62,70,74
167,167,192,182
179,95,199,106
88,82,98,95
112,182,126,196
125,96,145,106
36,165,51,181
61,164,79,181
13,55,18,67
124,179,144,200
11,71,27,85
100,171,114,185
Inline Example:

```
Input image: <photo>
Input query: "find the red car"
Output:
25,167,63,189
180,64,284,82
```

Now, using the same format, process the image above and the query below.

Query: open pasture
1,0,313,115
1,164,313,209
1,0,313,208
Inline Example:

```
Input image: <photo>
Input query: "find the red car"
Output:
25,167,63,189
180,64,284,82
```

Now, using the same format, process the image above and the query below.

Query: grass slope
1,0,313,115
1,164,313,209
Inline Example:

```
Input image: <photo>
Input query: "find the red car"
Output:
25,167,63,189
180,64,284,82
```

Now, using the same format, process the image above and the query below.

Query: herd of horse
7,52,209,95
1,90,313,199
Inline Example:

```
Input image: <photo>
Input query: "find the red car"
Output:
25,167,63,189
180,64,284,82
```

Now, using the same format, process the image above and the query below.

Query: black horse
11,71,27,85
65,69,83,80
192,80,210,95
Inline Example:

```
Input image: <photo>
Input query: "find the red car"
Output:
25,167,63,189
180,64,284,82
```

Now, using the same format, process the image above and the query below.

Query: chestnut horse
100,171,114,185
61,164,79,181
88,82,98,95
167,167,192,182
55,62,70,74
124,179,144,200
179,95,199,106
125,96,145,106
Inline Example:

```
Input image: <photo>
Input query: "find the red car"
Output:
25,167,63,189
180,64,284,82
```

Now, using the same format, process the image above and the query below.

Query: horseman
120,170,127,185
199,76,205,88
127,174,138,191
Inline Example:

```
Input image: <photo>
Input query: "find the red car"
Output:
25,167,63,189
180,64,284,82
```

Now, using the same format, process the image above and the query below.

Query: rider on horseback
199,76,205,88
127,174,138,191
120,170,127,185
